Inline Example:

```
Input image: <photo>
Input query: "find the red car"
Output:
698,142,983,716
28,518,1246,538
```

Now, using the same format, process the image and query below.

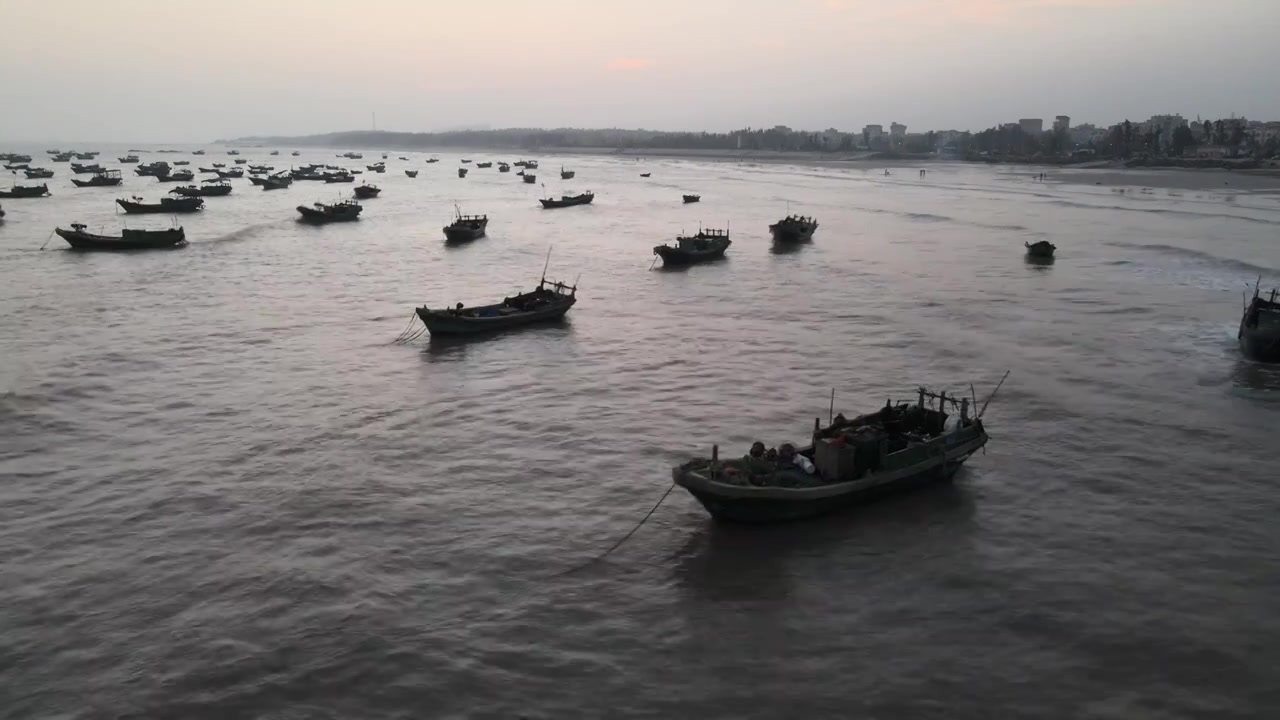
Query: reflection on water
1229,357,1280,393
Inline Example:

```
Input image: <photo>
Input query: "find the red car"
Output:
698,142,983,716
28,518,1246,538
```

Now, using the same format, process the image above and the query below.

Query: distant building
1145,114,1186,151
1019,118,1044,135
862,124,884,150
1053,115,1070,133
889,122,907,150
1069,123,1101,146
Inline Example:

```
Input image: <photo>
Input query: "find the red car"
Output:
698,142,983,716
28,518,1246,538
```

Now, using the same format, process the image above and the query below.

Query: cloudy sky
1,0,1277,142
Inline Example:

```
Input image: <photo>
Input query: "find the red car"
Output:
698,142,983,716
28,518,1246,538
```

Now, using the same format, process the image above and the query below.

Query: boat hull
0,185,51,197
443,226,486,243
770,225,817,243
116,198,203,214
540,194,594,209
416,298,575,336
56,227,186,251
296,206,360,222
1239,315,1280,363
654,245,728,266
675,429,987,524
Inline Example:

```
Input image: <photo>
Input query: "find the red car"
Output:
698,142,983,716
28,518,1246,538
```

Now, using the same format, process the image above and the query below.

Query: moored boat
116,195,204,214
560,166,574,179
71,163,103,174
476,161,492,168
291,151,300,156
261,175,292,191
70,170,122,187
426,157,439,163
640,172,651,177
769,214,818,243
498,162,510,173
415,276,577,336
442,207,488,242
172,160,190,166
134,161,170,177
24,168,54,179
653,228,731,266
53,153,73,162
405,169,418,178
296,199,362,222
353,184,381,198
213,168,243,179
1239,282,1280,363
673,386,992,524
157,169,196,182
324,173,354,183
1025,240,1056,258
458,167,468,178
539,191,594,209
118,155,140,163
682,194,701,203
56,223,186,251
170,180,232,197
271,150,280,156
193,149,206,155
0,183,51,198
227,150,240,155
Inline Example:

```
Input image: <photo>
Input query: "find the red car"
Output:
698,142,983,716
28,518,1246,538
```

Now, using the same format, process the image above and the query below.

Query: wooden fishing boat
24,168,54,179
116,195,204,214
426,157,439,163
227,150,240,155
192,149,206,155
71,163,103,174
405,169,419,178
769,215,819,243
291,151,300,156
213,168,242,179
249,176,268,186
56,223,187,251
460,159,471,164
3,163,29,171
0,183,51,197
248,165,274,173
498,163,510,173
640,173,651,177
415,277,577,336
45,149,60,154
540,191,594,209
366,163,385,171
523,173,536,183
399,156,409,161
2,153,32,163
235,159,248,164
70,170,122,187
270,150,280,156
458,168,468,178
560,166,574,179
442,208,488,242
134,161,170,177
53,153,73,162
261,175,292,191
682,194,700,203
212,162,226,168
524,160,539,169
170,181,232,197
353,184,381,198
673,386,994,524
172,160,190,166
157,170,196,182
324,173,354,183
296,199,361,222
73,152,96,160
1025,240,1056,258
1240,282,1280,363
118,155,140,163
476,161,493,169
381,153,388,159
653,228,731,266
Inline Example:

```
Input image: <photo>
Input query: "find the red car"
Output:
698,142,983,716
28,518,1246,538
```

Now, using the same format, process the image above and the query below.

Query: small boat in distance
426,157,439,163
540,191,594,209
227,150,240,155
118,155,140,163
71,163,104,174
134,161,170,177
458,168,468,178
405,169,418,178
0,183,51,198
498,163,510,173
672,385,992,523
291,151,301,156
53,153,73,162
353,184,381,198
399,156,409,161
769,215,819,243
213,168,242,179
234,158,248,165
560,166,575,179
116,195,204,214
524,160,539,169
70,170,122,187
683,194,701,203
271,150,280,156
1239,281,1280,363
523,174,536,184
460,159,472,164
1025,240,1056,259
640,173,651,177
296,199,362,223
261,175,292,191
415,275,577,336
443,207,488,243
324,173,355,183
56,223,187,251
653,228,731,266
212,162,226,168
476,161,492,169
192,149,206,155
24,168,54,179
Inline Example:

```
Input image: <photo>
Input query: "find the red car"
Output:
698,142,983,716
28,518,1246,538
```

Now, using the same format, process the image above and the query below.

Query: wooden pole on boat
978,370,1011,419
829,388,835,425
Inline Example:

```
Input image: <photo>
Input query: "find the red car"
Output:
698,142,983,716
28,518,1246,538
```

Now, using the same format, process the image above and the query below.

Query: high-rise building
1019,118,1044,135
1053,116,1070,133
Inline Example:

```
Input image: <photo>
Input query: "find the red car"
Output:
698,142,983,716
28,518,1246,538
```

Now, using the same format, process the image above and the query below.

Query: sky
1,0,1278,143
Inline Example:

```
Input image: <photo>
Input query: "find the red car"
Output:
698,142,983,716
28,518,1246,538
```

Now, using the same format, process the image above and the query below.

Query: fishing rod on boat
977,370,1011,419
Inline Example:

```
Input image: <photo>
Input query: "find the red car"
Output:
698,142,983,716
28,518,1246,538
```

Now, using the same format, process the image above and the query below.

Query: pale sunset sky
1,0,1277,142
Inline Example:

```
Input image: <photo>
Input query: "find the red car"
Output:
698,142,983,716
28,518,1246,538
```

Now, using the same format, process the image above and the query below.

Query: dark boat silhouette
653,228,731,266
416,277,577,336
540,191,594,209
353,184,381,198
56,223,186,251
523,173,536,183
443,207,488,243
1,183,51,197
261,175,292,191
170,181,232,197
1025,240,1056,258
157,170,196,182
458,167,468,178
683,194,700,203
405,169,418,178
296,199,361,223
116,195,204,214
769,215,818,243
24,168,54,179
560,166,575,179
1240,282,1280,363
70,170,121,188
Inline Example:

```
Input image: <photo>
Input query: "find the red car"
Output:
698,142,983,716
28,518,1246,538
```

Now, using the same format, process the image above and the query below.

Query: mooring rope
391,312,423,344
559,482,677,576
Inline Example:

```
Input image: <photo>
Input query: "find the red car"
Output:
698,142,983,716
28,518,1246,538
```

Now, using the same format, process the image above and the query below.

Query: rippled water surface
3,147,1280,719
